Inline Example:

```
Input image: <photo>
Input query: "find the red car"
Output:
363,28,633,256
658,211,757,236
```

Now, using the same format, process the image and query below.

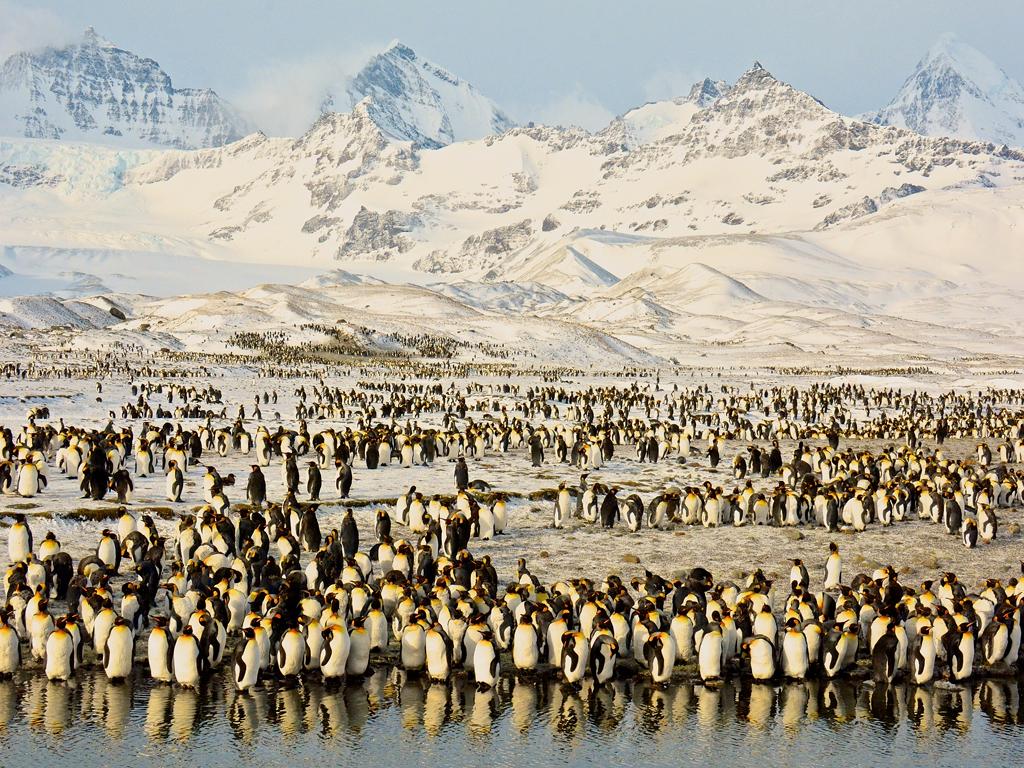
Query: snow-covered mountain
3,59,1024,367
319,41,515,149
26,59,1012,276
0,27,253,149
868,34,1024,147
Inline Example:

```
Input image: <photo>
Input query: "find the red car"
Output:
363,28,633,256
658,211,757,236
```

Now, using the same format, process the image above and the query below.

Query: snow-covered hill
0,27,253,149
868,34,1024,147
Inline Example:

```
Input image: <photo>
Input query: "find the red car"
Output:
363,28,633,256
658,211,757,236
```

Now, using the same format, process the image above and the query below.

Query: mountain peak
381,39,415,59
332,41,515,148
869,35,1024,146
81,26,115,49
734,61,779,90
0,30,252,148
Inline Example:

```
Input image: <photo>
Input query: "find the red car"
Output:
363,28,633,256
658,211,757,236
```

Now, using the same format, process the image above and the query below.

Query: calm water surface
1,668,1022,768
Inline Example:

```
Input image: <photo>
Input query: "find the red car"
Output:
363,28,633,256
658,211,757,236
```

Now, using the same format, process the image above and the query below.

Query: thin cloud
0,1,76,63
642,67,707,103
532,86,615,132
231,43,387,137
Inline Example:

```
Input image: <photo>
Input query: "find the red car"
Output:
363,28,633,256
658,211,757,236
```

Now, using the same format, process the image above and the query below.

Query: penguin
8,514,33,563
346,618,371,677
335,460,353,498
424,623,453,682
697,623,723,681
599,487,620,528
45,619,76,681
948,623,976,681
742,635,776,681
400,618,427,671
306,462,322,501
246,466,266,508
103,617,135,681
340,509,358,558
824,542,842,589
16,460,45,497
872,623,899,683
781,618,809,679
277,626,306,677
110,469,134,504
962,519,978,549
0,611,19,677
553,482,570,529
320,625,351,681
96,529,121,574
166,461,184,502
233,627,262,691
910,625,936,684
300,505,323,553
148,616,175,683
644,631,676,684
590,634,618,684
473,630,500,690
979,505,998,542
173,625,203,688
512,615,540,671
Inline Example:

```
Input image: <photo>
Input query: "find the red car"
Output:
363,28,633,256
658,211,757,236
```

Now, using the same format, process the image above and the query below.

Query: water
1,669,1023,768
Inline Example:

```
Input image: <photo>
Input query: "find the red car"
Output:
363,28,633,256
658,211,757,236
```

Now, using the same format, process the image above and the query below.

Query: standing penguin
148,616,175,683
103,617,135,681
0,611,20,677
781,618,809,679
299,505,322,552
166,461,184,503
962,519,979,549
45,619,76,681
246,466,266,508
277,626,306,678
454,458,469,491
871,624,900,683
340,509,359,558
979,505,998,542
306,462,322,501
335,459,353,498
173,625,203,688
824,542,842,589
8,514,32,563
909,625,936,684
644,632,677,684
512,615,540,671
742,635,776,681
424,623,452,682
321,625,351,681
473,630,501,690
553,482,571,529
110,469,134,504
233,627,262,691
16,459,46,497
590,634,618,684
600,488,620,528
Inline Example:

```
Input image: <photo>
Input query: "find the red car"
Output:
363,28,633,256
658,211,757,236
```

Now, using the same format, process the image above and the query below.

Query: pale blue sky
4,0,1023,132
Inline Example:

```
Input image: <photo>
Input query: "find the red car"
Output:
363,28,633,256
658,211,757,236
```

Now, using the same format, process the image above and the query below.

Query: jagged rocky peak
324,39,516,149
687,77,729,105
0,27,253,148
868,34,1024,146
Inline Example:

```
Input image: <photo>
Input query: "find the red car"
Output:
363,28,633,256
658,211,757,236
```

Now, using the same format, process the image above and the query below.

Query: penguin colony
1,372,1024,696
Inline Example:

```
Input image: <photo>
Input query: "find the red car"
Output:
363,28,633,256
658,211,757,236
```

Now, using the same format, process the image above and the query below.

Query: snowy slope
0,28,253,149
868,34,1024,147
